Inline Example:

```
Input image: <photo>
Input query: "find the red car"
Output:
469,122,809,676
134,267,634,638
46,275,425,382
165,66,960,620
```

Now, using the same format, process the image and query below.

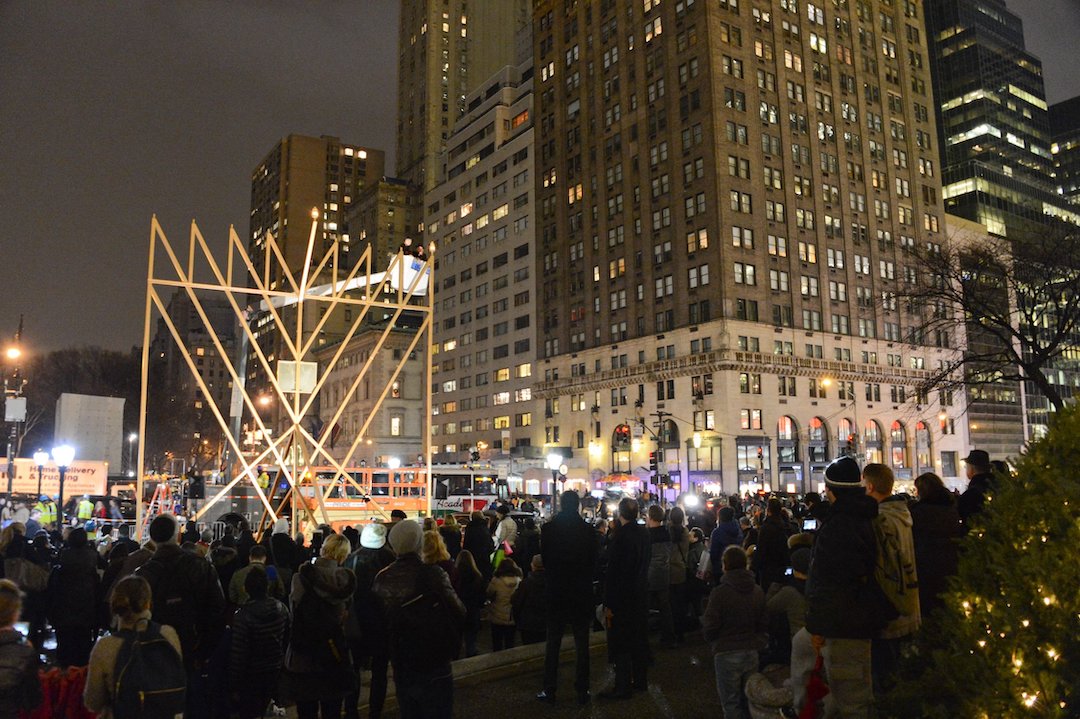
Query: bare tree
898,222,1080,412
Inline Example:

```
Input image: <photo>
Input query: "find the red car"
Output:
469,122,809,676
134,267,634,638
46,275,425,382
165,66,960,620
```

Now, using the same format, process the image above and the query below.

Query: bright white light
683,495,700,508
4,347,20,361
33,450,49,466
52,445,75,468
128,433,138,442
547,453,562,471
387,456,402,469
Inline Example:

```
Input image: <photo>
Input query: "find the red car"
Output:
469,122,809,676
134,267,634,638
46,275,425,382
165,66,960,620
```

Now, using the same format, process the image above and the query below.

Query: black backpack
138,556,200,660
388,567,461,673
112,621,186,719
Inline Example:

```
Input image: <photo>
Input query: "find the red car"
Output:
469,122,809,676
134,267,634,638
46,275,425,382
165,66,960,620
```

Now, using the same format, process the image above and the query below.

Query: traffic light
648,451,658,474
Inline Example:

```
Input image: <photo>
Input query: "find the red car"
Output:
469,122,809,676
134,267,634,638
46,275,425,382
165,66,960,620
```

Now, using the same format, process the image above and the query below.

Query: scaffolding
136,214,435,537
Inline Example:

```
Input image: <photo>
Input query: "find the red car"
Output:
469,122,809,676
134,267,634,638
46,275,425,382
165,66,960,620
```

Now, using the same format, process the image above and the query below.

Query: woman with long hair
421,531,459,592
454,550,486,657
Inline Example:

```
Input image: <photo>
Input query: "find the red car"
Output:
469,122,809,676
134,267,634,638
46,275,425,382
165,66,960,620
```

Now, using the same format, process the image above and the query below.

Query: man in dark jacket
702,546,767,719
751,498,791,589
137,513,226,719
957,449,994,530
600,497,651,699
709,506,743,580
462,510,494,580
373,521,465,719
229,566,289,719
645,504,677,646
804,457,891,718
537,491,598,705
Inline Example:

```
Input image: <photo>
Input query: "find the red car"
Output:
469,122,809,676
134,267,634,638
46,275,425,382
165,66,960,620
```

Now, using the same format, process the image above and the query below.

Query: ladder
140,482,173,538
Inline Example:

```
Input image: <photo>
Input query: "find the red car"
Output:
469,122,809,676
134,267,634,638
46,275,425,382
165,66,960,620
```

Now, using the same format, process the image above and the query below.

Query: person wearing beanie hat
388,520,423,556
798,455,889,717
343,523,396,719
136,513,225,715
373,520,465,717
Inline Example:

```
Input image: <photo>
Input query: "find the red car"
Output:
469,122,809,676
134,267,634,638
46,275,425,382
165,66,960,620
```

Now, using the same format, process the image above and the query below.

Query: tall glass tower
924,0,1080,236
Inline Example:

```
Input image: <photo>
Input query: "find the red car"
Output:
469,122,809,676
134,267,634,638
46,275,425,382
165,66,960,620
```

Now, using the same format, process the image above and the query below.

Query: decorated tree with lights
884,405,1080,718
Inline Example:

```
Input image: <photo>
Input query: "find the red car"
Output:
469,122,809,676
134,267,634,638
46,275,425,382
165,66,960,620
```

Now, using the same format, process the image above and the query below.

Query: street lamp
127,433,138,478
33,449,48,498
547,452,563,512
4,347,20,361
52,444,75,526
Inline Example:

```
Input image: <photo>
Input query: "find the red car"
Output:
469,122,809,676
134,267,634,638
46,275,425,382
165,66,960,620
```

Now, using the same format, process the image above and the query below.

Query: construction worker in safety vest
85,519,98,541
257,466,270,490
34,495,57,527
77,494,95,522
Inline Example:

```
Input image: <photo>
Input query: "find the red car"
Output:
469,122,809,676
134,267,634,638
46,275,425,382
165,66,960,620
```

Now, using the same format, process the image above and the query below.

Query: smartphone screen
802,518,818,531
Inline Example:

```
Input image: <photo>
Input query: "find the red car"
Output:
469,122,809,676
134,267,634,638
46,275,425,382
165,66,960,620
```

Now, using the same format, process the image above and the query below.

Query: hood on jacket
719,567,758,594
877,496,913,528
211,546,238,567
272,517,290,535
299,557,356,601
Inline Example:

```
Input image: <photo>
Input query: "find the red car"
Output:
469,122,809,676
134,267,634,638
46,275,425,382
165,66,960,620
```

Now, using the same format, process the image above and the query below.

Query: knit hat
790,547,812,575
825,456,862,489
388,520,422,555
148,514,179,544
361,522,388,550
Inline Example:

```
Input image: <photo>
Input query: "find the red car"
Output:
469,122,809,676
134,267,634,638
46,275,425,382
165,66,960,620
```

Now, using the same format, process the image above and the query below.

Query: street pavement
380,630,732,719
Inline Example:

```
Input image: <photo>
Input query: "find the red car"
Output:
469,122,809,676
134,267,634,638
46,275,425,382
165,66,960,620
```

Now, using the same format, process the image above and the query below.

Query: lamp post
127,433,138,478
33,449,48,498
547,452,563,514
4,344,25,497
52,445,75,527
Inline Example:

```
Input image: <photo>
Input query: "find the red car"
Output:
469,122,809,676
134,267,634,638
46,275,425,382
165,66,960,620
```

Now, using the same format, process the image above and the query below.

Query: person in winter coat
437,517,462,560
864,463,920,696
486,557,523,651
229,566,289,719
751,499,791,590
269,518,301,589
343,523,395,719
765,547,810,640
282,533,357,719
229,545,286,605
709,506,743,580
804,457,891,718
210,541,239,599
645,504,677,646
667,507,690,637
493,505,518,551
0,580,41,719
83,575,183,719
136,515,225,719
910,472,962,618
455,550,487,658
702,546,768,719
462,511,494,580
422,530,459,591
513,516,540,577
49,527,101,666
957,449,994,530
373,520,465,719
685,527,708,619
511,555,547,645
601,497,651,699
537,491,598,705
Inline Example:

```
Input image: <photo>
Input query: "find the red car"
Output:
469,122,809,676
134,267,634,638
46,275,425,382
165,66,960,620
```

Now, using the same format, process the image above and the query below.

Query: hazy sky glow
1,0,1076,352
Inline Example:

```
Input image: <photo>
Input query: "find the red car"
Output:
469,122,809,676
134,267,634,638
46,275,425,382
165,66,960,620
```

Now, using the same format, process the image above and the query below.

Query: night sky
1,0,1078,353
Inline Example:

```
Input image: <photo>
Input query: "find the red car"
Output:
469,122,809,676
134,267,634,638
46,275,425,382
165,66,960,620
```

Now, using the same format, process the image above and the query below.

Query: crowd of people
0,448,996,718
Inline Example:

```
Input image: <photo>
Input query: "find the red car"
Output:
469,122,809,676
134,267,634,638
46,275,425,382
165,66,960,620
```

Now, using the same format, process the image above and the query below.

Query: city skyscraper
396,0,530,192
531,0,969,494
424,61,539,472
1050,95,1080,204
924,0,1080,236
249,134,386,284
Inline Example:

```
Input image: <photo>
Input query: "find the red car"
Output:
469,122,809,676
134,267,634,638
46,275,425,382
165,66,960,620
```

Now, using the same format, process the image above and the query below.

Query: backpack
112,621,186,719
873,515,919,619
137,557,200,659
388,567,461,673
